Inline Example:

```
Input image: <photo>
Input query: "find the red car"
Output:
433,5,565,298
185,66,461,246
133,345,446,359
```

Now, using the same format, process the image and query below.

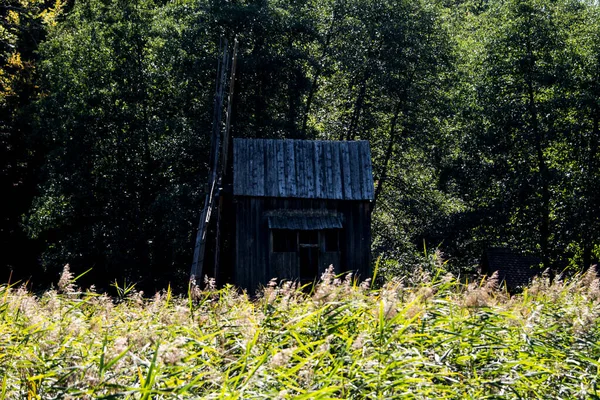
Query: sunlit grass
1,265,600,399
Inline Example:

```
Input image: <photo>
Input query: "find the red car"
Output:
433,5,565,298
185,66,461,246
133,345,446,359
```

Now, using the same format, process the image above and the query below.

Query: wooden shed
231,138,374,292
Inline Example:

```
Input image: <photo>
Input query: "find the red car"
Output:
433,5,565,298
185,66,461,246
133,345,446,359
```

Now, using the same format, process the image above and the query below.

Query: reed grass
1,265,599,399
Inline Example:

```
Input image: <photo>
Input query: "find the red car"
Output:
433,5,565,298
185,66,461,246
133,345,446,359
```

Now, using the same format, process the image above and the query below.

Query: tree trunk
372,101,402,211
301,0,341,137
525,37,551,271
584,107,599,269
344,67,370,141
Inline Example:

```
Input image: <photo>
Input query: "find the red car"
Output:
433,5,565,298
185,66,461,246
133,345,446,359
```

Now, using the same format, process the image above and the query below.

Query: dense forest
2,0,600,291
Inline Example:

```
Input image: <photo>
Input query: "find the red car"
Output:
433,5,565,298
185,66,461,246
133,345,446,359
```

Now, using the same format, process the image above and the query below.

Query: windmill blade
190,40,230,281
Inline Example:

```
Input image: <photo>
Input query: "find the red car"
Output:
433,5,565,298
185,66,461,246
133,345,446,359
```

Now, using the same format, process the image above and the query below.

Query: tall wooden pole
213,39,239,283
190,40,230,281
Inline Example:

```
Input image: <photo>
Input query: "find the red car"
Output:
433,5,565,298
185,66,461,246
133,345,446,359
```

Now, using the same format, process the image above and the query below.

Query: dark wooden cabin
231,138,374,292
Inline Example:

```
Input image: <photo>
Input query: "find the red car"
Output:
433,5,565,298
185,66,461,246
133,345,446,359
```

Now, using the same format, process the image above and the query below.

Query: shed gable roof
233,139,374,200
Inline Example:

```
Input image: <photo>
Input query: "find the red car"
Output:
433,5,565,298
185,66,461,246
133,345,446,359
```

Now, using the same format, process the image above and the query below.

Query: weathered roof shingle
233,139,374,200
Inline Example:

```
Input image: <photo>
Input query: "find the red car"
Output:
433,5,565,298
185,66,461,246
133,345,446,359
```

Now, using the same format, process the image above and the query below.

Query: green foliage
437,0,600,272
0,0,64,281
3,0,600,285
28,0,217,287
2,268,600,398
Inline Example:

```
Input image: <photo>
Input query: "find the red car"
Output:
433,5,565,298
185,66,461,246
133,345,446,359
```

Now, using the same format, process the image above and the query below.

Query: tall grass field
1,265,600,399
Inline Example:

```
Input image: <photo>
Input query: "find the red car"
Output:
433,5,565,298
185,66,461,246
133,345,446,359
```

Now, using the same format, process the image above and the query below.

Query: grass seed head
57,264,76,294
204,275,216,291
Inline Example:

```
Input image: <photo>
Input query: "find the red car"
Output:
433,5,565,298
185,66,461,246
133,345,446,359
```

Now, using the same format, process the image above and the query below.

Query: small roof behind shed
483,247,543,289
233,138,374,200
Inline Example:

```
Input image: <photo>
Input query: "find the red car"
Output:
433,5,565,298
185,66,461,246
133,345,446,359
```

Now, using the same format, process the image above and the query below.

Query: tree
553,1,600,268
447,0,573,270
28,0,216,290
0,0,63,283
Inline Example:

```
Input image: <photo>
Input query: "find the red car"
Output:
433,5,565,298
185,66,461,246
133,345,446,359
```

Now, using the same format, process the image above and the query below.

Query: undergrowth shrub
1,265,600,398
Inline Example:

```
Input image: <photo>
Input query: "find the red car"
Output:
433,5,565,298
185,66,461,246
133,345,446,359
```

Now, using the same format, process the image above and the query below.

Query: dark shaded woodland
2,0,600,291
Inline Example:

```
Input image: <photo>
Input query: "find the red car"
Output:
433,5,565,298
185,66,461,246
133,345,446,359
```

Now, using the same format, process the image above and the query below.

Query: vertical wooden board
246,140,256,196
319,230,325,253
355,204,365,279
285,140,297,197
259,200,268,290
249,140,257,196
320,252,341,275
291,253,299,280
256,199,265,293
294,141,303,197
248,198,256,293
314,141,324,198
301,141,310,198
331,142,343,199
234,140,245,195
276,140,286,197
355,142,364,199
263,140,272,196
287,252,299,281
339,143,352,200
234,201,241,286
272,253,298,281
233,140,240,194
245,199,253,290
270,253,279,280
355,142,364,200
355,205,365,275
343,207,354,273
324,141,334,199
363,202,373,277
359,142,374,200
255,141,266,197
295,141,306,197
366,143,375,199
363,204,372,278
246,199,254,291
305,141,315,198
239,201,246,288
255,200,263,292
361,203,371,278
244,140,252,195
270,251,275,280
243,198,251,292
244,140,252,196
348,142,361,200
235,199,248,289
265,140,278,197
246,140,254,196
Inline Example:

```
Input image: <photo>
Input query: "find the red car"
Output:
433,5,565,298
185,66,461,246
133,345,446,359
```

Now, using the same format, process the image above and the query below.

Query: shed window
272,230,297,252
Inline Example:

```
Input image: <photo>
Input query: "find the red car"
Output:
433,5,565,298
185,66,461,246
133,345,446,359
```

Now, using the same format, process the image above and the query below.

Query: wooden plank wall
320,252,341,275
235,196,372,292
271,253,299,281
340,201,372,280
235,197,269,293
